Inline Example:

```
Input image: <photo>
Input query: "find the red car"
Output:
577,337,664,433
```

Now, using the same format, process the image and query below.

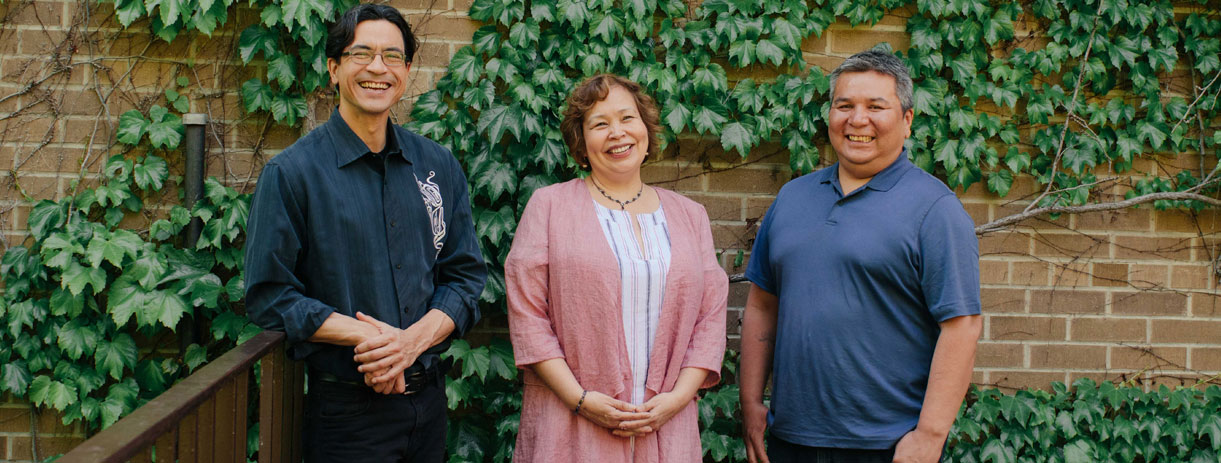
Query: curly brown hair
559,74,663,171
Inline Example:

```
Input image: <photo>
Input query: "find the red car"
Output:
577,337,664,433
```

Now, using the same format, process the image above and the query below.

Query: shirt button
396,264,403,269
391,221,397,227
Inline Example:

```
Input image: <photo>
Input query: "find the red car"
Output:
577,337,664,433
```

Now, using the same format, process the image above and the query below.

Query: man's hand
614,391,690,437
742,400,770,463
893,427,944,463
352,312,429,385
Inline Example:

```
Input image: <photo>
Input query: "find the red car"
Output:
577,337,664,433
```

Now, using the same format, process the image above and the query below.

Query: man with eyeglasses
244,3,486,462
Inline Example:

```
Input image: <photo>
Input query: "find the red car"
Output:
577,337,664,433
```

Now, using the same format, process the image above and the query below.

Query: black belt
313,365,440,395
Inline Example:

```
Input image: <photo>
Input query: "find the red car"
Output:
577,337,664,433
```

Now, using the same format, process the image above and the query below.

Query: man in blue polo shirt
739,50,982,463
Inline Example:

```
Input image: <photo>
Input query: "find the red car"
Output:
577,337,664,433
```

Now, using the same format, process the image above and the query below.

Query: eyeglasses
341,50,408,67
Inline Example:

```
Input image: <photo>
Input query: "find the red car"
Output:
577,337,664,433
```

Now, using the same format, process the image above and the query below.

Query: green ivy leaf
147,113,184,149
184,343,207,372
755,38,784,66
62,261,108,296
241,79,274,113
987,169,1014,197
28,376,77,411
85,230,142,268
691,106,728,135
117,110,150,145
0,362,32,395
28,200,67,240
95,334,138,380
107,275,146,326
114,0,147,26
720,121,755,156
133,155,169,191
239,26,277,62
477,104,523,143
664,102,691,133
476,206,516,245
181,273,223,309
57,318,99,360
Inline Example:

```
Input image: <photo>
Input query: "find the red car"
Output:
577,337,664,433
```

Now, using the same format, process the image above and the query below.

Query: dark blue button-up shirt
245,109,486,381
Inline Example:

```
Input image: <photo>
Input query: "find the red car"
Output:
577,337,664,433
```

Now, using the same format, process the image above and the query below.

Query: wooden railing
59,331,305,463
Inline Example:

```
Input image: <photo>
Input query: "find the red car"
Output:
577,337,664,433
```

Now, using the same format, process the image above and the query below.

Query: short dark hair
326,4,417,63
829,50,914,113
559,74,663,171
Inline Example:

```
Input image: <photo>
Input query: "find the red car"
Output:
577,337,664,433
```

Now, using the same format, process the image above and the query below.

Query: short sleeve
918,195,981,322
744,199,778,294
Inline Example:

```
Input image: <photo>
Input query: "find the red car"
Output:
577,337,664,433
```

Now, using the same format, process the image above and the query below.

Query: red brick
1032,233,1109,259
712,224,753,250
728,281,750,308
1192,347,1221,371
1110,345,1187,370
1074,209,1151,232
1092,263,1129,287
686,194,742,222
641,163,703,191
831,30,910,54
705,166,790,194
9,175,61,201
960,202,989,226
17,29,72,56
1030,344,1107,369
979,260,1008,285
1151,320,1221,344
1051,262,1091,287
10,435,83,460
1111,291,1188,316
0,406,30,432
1030,290,1107,314
976,342,1023,368
978,232,1030,255
1153,209,1215,233
1170,265,1214,290
1070,318,1146,342
981,288,1025,313
1114,236,1194,260
5,1,64,27
1128,264,1170,288
990,315,1065,341
410,13,480,42
1011,261,1049,286
989,370,1066,391
1193,293,1221,317
744,197,775,220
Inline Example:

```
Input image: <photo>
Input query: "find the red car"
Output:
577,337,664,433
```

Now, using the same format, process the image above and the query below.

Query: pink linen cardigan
506,179,729,463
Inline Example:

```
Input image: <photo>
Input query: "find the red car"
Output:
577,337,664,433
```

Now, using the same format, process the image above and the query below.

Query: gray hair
828,50,914,113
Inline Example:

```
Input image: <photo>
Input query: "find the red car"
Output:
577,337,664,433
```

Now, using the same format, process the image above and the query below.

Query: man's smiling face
827,70,913,178
327,19,411,122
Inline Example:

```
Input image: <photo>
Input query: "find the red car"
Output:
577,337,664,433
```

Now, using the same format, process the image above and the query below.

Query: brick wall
0,0,1218,460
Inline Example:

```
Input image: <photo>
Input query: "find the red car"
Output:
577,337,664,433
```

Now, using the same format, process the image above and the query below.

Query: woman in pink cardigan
506,74,729,462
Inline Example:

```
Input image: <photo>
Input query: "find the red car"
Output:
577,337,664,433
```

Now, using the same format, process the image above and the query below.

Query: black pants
303,377,447,463
768,435,896,463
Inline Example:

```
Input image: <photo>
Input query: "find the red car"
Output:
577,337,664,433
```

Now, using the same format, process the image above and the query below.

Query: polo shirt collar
328,108,408,168
822,148,914,193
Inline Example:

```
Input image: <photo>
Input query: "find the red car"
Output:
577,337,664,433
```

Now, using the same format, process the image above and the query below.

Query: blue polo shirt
745,153,980,449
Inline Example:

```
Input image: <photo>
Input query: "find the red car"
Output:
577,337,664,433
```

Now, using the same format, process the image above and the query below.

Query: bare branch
978,191,1221,234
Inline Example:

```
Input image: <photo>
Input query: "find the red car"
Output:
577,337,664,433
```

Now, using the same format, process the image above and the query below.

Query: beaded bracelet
573,390,588,415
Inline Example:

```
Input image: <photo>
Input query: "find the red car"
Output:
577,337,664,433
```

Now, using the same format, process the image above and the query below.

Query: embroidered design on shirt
415,171,446,258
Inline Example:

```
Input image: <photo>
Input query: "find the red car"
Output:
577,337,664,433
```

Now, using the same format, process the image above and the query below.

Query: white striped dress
593,201,672,405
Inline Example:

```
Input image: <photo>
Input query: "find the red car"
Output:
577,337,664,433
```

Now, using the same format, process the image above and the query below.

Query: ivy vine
0,90,258,431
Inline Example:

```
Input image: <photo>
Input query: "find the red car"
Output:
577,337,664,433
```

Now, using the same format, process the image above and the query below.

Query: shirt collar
327,108,408,168
821,148,914,193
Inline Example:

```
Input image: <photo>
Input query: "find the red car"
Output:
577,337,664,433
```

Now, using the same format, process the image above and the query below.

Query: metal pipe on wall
181,113,208,353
